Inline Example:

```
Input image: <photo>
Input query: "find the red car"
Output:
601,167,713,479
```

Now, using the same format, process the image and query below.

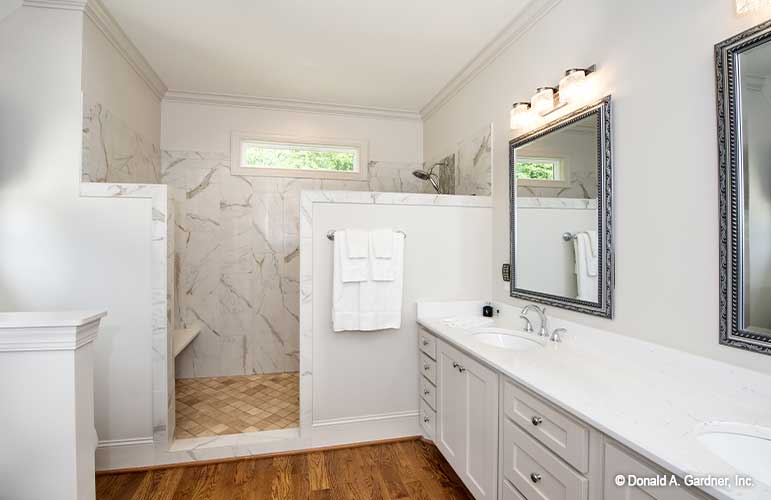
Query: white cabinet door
461,351,499,500
435,339,498,500
604,442,705,500
436,341,466,472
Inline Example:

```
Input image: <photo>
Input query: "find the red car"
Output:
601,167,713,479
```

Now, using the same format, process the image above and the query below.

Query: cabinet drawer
420,352,436,385
502,480,527,500
419,398,436,439
604,441,706,500
503,379,589,472
418,329,437,359
503,419,588,500
420,376,436,410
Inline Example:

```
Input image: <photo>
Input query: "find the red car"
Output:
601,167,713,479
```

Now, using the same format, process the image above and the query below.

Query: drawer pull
452,361,459,368
530,473,542,483
457,364,466,373
423,364,430,371
423,416,430,423
531,416,543,426
422,339,429,346
423,389,430,396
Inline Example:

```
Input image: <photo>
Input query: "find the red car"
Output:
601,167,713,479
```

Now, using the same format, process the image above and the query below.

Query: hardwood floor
96,439,473,500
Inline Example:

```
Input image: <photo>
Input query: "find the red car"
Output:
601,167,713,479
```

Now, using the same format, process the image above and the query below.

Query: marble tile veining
82,103,161,184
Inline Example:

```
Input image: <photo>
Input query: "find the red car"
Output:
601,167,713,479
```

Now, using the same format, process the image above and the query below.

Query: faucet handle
519,315,534,333
550,328,567,343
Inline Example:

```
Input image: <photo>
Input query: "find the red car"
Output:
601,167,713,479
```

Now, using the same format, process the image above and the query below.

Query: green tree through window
516,160,556,180
243,144,355,172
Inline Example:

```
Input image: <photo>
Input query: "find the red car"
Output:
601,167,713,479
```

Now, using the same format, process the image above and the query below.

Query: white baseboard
96,411,420,471
312,410,418,427
97,437,154,448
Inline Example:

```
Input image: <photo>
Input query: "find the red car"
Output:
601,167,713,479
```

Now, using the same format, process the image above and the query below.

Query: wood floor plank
96,439,471,500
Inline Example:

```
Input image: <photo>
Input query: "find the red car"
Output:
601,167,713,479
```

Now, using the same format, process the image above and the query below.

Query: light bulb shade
736,0,771,13
531,87,556,114
510,102,532,130
559,69,587,105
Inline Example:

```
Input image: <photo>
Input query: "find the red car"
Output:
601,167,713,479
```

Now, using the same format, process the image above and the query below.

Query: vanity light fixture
510,102,533,131
531,87,557,114
559,67,595,105
509,64,598,132
736,0,771,14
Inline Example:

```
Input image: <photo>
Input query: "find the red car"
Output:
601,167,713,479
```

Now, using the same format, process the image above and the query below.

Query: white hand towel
333,234,362,331
371,228,393,258
573,232,598,301
338,230,368,283
370,229,396,281
346,229,368,258
358,233,405,331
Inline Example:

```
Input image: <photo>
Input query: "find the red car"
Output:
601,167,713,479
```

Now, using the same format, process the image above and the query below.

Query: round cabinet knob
422,339,429,346
423,389,430,396
423,364,430,371
531,416,543,426
452,361,459,368
457,365,466,373
423,416,430,423
530,473,542,483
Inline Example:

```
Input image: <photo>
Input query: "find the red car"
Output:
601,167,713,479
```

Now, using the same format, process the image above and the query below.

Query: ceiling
101,0,532,112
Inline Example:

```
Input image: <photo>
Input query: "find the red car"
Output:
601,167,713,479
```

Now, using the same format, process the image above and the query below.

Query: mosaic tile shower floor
174,372,299,439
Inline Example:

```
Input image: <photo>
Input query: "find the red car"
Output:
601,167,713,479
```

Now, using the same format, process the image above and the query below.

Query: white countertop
417,301,771,500
0,311,107,328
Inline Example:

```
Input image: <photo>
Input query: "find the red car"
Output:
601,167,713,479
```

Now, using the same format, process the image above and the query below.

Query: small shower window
515,156,570,188
231,132,368,180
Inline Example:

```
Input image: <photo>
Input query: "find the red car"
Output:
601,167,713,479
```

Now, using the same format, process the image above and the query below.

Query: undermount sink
697,423,771,485
470,327,545,350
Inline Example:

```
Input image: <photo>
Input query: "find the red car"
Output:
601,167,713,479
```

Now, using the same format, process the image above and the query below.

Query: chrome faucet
520,304,548,337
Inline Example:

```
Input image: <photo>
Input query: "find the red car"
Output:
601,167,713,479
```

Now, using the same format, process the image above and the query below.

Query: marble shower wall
456,124,492,196
163,151,426,378
422,123,493,196
82,103,161,183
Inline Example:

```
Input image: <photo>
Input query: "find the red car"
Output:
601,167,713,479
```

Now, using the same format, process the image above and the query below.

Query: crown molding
420,0,563,120
22,0,87,11
84,0,167,99
163,90,422,122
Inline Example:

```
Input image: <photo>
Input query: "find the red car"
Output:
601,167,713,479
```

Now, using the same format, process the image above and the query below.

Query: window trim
515,155,570,188
230,131,369,180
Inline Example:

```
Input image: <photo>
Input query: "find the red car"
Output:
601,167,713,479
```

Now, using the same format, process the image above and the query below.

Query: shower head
412,168,441,194
412,169,432,181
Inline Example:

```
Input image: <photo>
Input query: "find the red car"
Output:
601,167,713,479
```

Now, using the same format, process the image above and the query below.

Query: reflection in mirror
739,43,771,335
716,20,771,354
510,97,612,318
516,115,599,300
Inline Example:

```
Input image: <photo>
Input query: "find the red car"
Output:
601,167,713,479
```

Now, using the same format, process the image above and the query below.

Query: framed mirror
509,96,613,318
716,20,771,355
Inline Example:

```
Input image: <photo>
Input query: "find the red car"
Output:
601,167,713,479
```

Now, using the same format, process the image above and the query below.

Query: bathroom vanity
415,302,771,500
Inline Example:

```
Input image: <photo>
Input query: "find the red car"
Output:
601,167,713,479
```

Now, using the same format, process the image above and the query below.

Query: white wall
517,206,595,297
162,101,422,163
423,0,771,374
0,4,158,445
312,202,491,424
82,16,161,145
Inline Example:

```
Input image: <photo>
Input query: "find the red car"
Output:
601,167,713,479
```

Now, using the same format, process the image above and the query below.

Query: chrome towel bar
327,229,407,241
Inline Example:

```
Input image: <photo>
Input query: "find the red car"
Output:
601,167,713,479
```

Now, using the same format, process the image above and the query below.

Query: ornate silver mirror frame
509,96,613,318
715,20,771,355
